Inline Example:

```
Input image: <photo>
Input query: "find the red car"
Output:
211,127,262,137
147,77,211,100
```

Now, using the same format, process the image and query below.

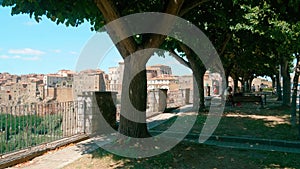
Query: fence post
77,96,86,134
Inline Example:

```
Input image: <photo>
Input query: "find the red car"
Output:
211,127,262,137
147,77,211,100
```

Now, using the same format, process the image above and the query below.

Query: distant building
43,70,74,88
0,78,43,104
178,75,193,90
43,74,68,88
147,75,179,91
108,63,194,92
252,78,272,90
42,71,74,102
146,64,172,79
73,69,106,99
57,69,73,76
107,62,124,94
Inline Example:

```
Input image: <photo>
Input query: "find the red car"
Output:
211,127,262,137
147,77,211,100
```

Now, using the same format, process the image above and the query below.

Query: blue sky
0,6,191,76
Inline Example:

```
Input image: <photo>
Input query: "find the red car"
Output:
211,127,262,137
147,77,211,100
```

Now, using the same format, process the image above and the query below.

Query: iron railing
0,101,82,156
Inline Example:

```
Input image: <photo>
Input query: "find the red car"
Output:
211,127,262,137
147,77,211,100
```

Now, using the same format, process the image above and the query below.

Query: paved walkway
7,139,99,169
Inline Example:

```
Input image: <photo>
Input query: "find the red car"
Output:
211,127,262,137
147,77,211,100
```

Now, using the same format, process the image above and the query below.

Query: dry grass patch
63,141,300,169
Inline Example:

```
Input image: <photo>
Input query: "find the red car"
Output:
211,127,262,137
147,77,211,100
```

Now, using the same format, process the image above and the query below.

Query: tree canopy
2,0,300,137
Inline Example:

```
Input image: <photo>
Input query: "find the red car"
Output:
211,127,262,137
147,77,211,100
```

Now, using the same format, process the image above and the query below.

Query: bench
232,96,264,108
243,92,267,105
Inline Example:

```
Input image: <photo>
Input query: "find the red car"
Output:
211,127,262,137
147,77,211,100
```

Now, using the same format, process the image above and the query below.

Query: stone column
158,89,168,112
178,89,185,106
148,89,158,113
77,92,93,135
147,89,168,117
77,97,86,134
77,91,117,135
184,88,190,104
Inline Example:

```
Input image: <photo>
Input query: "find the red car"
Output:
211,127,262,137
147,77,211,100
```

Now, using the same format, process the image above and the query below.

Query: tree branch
179,0,210,17
179,43,192,57
219,33,232,56
168,50,191,68
94,0,137,58
143,0,185,59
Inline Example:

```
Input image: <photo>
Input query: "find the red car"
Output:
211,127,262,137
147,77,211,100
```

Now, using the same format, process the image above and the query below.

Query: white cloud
22,56,40,61
0,55,10,59
0,55,39,61
8,48,45,55
14,55,22,59
0,55,20,59
52,49,61,53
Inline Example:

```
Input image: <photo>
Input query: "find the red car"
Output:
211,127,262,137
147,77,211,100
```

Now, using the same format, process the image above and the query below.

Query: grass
63,141,300,169
151,99,299,141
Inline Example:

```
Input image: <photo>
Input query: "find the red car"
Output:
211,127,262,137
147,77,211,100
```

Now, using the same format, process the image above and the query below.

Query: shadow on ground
64,140,300,169
152,99,299,141
63,99,300,169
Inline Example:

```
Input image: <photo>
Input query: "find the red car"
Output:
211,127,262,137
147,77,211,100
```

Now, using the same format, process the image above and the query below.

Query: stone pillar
178,89,185,106
77,92,93,135
77,91,117,135
183,88,190,104
158,89,168,112
147,89,168,117
148,89,158,113
77,97,86,134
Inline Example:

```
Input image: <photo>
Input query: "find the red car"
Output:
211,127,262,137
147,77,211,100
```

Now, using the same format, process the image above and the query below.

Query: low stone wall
167,88,191,108
77,89,192,135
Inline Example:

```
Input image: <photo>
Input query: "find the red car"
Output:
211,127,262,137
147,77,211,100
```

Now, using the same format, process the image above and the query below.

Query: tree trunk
170,49,207,112
244,79,250,93
248,79,252,92
249,77,254,91
225,74,229,89
181,45,207,112
281,60,291,106
95,0,185,138
271,76,276,89
276,73,283,101
191,65,206,111
239,79,244,93
233,77,239,93
119,56,150,138
291,56,300,126
291,72,298,126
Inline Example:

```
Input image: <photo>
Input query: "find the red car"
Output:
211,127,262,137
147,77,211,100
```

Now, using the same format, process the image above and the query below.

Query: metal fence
0,101,82,156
